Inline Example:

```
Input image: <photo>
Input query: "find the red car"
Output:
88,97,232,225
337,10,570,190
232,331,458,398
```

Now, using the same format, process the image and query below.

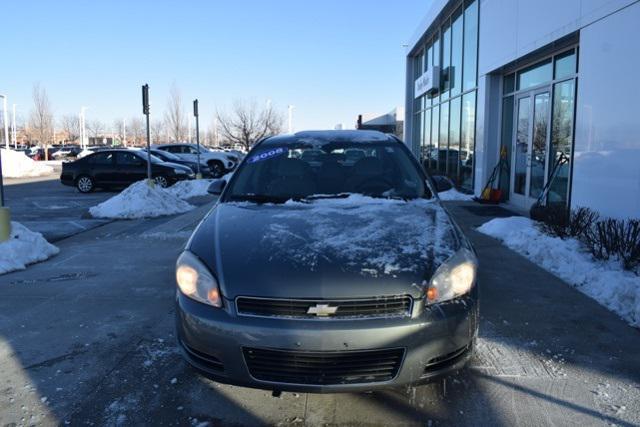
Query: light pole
142,84,153,186
287,105,295,134
193,99,202,179
11,104,17,149
0,94,9,241
80,106,88,149
122,118,126,147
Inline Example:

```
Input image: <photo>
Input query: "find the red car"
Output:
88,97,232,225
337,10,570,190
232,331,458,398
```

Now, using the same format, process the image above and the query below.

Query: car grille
243,347,404,385
235,295,413,319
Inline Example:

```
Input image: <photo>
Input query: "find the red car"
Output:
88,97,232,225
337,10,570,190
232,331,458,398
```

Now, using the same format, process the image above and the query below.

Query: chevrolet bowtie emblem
307,304,338,317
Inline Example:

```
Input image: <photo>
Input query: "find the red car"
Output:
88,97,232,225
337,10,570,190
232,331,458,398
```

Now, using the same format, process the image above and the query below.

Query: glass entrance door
510,89,551,210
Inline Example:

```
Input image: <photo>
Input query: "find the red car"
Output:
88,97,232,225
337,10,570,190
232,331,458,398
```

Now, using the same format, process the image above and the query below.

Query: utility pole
11,104,17,149
287,105,295,134
142,84,153,186
193,99,202,179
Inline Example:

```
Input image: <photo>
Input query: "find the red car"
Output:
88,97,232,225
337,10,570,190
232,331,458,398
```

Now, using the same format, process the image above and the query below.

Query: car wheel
209,161,224,178
76,176,94,193
154,175,169,188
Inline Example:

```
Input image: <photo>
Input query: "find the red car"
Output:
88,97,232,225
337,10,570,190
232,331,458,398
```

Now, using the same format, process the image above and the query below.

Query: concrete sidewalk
0,200,638,426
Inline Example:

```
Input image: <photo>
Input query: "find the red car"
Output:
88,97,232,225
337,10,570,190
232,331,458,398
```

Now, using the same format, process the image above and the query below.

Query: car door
115,151,147,185
86,152,116,184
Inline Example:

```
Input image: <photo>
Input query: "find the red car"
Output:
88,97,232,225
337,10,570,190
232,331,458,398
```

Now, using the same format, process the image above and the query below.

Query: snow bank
166,179,213,199
89,181,194,219
0,149,54,178
478,216,640,327
0,222,59,274
438,188,474,201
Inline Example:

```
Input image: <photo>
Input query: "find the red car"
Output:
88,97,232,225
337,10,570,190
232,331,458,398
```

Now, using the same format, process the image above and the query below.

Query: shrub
535,205,599,239
584,218,640,272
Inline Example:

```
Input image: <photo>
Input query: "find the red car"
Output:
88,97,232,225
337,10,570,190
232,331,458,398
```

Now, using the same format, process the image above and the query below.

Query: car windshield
134,151,164,164
153,150,181,161
224,140,429,203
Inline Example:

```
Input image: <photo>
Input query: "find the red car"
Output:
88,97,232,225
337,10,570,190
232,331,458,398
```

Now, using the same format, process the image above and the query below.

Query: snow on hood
89,181,194,219
478,216,640,328
438,189,474,201
0,222,59,274
261,195,457,276
0,149,53,178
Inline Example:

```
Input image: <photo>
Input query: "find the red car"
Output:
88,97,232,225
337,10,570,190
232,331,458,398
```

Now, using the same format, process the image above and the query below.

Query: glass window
503,73,515,94
549,80,575,205
116,152,144,166
413,112,423,154
463,0,478,91
438,101,449,174
554,50,576,80
423,109,433,171
414,50,424,79
517,59,552,90
450,9,463,96
448,97,461,180
514,97,531,195
88,152,114,165
499,96,514,195
461,91,476,189
441,23,451,97
426,43,434,106
530,92,550,199
431,105,440,173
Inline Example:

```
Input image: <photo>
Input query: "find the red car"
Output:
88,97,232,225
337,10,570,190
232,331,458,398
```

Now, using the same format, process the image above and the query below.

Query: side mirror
431,175,454,193
207,179,226,195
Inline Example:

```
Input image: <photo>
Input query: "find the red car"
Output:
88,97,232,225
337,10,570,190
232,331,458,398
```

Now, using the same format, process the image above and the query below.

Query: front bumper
175,289,478,393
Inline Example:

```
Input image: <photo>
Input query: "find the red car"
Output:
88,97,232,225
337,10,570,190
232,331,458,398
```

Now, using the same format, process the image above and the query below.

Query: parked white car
152,143,237,177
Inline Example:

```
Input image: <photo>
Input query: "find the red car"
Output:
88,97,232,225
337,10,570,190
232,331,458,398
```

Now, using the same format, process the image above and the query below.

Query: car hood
188,195,459,299
159,161,192,173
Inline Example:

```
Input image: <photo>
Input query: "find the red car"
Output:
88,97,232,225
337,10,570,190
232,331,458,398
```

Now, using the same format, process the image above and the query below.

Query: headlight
176,251,222,307
426,248,477,304
174,168,186,174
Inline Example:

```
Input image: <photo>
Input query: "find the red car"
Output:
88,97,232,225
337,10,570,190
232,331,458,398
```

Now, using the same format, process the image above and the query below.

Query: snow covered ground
1,149,54,178
165,179,212,199
0,222,59,274
438,188,474,201
478,216,640,328
89,181,195,219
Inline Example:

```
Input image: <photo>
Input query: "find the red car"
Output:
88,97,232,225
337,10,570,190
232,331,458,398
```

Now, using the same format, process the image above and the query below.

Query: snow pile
0,149,54,178
262,195,456,275
89,181,194,219
166,179,213,199
478,216,640,327
0,222,59,274
438,188,474,201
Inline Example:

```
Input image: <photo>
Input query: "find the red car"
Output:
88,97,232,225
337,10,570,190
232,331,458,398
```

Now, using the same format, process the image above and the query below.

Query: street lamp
80,106,88,149
11,104,17,149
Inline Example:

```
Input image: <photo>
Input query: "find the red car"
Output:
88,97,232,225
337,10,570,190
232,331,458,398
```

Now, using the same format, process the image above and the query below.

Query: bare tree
164,83,186,142
129,117,143,146
87,119,105,142
29,83,53,148
216,100,284,151
61,115,80,143
112,118,125,146
151,119,165,144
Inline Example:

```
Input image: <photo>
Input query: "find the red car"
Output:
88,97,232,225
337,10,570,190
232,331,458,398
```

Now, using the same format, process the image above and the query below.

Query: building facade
405,0,640,218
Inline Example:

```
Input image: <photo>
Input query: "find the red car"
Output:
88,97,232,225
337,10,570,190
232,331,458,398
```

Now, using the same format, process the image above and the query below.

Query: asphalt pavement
0,191,639,426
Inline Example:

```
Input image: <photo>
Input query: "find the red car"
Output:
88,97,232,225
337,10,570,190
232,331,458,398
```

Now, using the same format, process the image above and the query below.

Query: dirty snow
478,216,640,327
0,222,59,274
438,188,474,201
89,181,194,219
0,148,54,178
262,195,455,275
166,179,213,199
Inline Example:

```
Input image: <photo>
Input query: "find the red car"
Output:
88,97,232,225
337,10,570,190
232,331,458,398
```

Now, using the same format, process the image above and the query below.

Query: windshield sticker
247,147,286,164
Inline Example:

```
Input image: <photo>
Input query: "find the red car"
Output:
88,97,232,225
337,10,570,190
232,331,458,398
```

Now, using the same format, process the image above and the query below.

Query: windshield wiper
228,194,290,204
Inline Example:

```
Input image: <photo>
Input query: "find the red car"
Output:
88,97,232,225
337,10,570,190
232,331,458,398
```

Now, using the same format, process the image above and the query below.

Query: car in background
52,146,82,159
153,143,236,178
148,149,212,177
175,130,478,393
28,147,60,161
60,149,194,193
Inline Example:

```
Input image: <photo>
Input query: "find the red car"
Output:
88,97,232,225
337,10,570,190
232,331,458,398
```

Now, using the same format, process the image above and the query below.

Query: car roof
260,130,397,148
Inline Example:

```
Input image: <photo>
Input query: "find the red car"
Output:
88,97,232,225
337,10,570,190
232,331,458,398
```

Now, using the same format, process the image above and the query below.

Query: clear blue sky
1,0,429,132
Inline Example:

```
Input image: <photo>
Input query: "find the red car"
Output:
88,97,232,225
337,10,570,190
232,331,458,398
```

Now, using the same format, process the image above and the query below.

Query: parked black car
60,149,194,193
149,149,212,177
175,130,478,393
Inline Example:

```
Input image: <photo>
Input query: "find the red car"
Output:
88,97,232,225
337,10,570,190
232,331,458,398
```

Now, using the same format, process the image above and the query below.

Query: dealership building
404,0,640,218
